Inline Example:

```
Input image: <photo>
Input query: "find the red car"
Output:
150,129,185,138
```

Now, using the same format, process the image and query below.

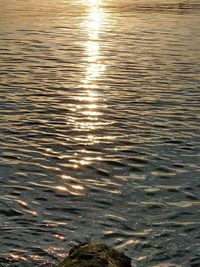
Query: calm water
0,0,200,266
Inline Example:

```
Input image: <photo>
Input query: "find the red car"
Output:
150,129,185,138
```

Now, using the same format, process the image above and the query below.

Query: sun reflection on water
81,2,105,87
87,0,101,7
59,1,107,189
77,0,106,141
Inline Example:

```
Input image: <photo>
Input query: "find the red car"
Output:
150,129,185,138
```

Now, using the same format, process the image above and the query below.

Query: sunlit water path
0,0,200,266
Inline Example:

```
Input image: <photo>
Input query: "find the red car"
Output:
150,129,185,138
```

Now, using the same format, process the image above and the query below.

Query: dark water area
0,0,200,266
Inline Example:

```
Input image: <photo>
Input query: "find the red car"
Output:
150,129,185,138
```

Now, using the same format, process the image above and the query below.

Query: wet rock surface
56,243,131,267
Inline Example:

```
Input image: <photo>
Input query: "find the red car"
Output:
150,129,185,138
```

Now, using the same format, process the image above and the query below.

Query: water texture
0,0,200,266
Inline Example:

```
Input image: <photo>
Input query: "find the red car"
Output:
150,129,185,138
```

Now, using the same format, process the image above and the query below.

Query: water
0,0,200,266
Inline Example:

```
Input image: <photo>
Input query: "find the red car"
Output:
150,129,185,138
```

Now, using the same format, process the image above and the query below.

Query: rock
56,242,131,267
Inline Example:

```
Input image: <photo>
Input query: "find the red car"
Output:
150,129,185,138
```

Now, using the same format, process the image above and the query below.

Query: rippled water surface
0,0,200,266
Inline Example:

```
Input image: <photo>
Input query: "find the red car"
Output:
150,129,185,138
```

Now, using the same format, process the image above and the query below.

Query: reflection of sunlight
10,254,26,261
56,186,68,191
61,175,77,181
71,185,84,190
53,234,65,240
58,0,107,177
76,1,105,144
87,7,102,40
56,184,85,195
82,5,104,85
81,110,102,116
85,41,99,60
84,63,105,82
87,0,101,7
59,176,85,196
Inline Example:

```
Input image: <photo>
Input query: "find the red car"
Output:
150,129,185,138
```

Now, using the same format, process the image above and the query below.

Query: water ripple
0,0,200,266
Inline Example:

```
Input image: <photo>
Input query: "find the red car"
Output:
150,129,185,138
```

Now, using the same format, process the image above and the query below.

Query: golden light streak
55,184,85,195
87,0,101,7
71,185,84,190
61,175,77,181
56,186,68,191
53,234,65,240
81,0,104,87
59,0,108,183
116,239,142,249
17,200,28,208
10,254,26,261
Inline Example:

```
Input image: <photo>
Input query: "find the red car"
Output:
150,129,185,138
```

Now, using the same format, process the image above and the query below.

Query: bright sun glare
81,0,104,87
88,0,101,6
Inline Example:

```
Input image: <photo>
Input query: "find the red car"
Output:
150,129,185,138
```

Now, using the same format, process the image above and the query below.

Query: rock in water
57,242,131,267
